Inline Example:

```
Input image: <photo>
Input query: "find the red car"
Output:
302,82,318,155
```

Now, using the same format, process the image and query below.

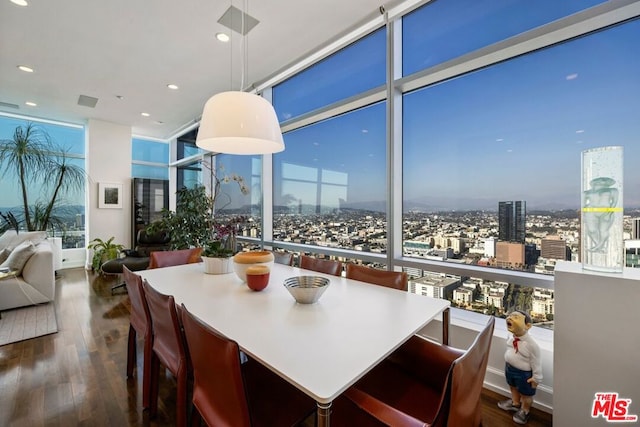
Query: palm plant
0,122,85,232
0,211,19,233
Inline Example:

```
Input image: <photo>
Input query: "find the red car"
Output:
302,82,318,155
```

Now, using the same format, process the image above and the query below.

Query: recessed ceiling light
17,65,34,73
10,0,28,6
167,84,179,90
116,95,124,100
216,32,230,42
141,112,150,117
25,101,37,107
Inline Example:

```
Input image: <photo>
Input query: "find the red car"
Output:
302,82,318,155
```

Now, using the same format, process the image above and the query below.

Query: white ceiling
0,0,392,140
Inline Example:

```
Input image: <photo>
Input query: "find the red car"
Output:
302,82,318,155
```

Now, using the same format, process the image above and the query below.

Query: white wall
84,119,132,267
554,262,640,426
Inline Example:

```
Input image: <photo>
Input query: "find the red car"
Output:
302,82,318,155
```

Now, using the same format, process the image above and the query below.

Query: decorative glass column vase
581,146,624,272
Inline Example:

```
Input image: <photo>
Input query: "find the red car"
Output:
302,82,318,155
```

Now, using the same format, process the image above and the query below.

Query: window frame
187,0,640,320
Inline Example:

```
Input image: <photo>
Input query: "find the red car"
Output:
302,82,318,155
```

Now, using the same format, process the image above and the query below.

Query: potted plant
201,216,246,274
202,241,234,274
88,237,124,274
146,161,249,274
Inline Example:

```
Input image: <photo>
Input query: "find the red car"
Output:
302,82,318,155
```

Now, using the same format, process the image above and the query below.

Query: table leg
317,401,331,427
442,307,450,346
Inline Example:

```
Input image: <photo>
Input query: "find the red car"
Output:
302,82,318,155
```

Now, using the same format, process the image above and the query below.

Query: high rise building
495,241,525,268
632,218,640,240
541,236,568,261
498,201,526,243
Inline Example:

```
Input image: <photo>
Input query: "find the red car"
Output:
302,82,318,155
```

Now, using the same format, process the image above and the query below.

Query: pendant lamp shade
196,91,285,154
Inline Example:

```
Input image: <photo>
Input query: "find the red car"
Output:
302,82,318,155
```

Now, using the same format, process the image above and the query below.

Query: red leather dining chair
142,280,190,427
345,263,450,345
148,247,202,269
272,250,294,266
332,317,496,427
345,263,408,291
180,303,316,427
299,255,343,276
123,266,152,409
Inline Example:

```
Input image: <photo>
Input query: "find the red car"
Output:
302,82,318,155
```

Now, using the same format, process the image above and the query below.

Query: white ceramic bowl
233,251,275,282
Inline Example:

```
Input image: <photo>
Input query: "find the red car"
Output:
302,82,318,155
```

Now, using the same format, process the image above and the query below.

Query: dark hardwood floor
0,268,552,426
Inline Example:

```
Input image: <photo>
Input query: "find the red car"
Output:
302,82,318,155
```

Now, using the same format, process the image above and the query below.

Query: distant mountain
403,193,583,212
0,204,84,224
339,200,386,213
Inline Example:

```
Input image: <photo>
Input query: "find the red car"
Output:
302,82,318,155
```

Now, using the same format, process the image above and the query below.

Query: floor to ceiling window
250,0,640,328
132,137,169,180
214,154,262,239
402,7,640,325
273,102,387,251
402,0,606,76
175,129,204,190
271,25,387,259
273,27,386,122
0,114,85,249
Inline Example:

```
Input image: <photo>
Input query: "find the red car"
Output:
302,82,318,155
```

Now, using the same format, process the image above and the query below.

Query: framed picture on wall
98,182,123,209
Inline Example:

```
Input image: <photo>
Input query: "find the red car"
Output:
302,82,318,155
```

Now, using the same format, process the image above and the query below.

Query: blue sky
0,116,85,207
403,18,640,210
273,0,639,212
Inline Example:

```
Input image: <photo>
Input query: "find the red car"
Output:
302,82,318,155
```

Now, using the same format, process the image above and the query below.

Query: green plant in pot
200,218,246,274
146,160,249,251
88,237,124,274
202,240,234,258
202,216,246,257
146,185,213,250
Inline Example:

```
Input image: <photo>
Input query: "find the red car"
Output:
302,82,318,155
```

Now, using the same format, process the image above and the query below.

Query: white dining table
138,261,450,426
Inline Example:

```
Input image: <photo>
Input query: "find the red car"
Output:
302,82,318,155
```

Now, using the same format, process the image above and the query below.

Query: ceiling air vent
218,6,259,35
77,95,98,108
0,101,20,109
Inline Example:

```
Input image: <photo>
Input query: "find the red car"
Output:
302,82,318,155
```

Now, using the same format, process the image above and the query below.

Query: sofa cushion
0,230,17,251
7,231,47,250
0,240,37,275
0,247,10,264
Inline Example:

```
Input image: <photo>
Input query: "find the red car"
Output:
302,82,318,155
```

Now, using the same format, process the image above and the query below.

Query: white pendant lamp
196,1,284,155
196,91,284,154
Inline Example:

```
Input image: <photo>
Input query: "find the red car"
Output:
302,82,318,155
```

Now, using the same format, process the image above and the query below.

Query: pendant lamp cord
227,0,249,92
241,0,247,92
229,0,233,91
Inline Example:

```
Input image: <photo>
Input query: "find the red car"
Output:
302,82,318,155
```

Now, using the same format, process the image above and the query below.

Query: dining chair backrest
123,266,152,408
272,251,294,266
181,304,253,427
345,263,408,291
343,316,495,427
142,280,190,427
142,280,188,377
148,247,202,269
300,255,343,276
446,316,495,426
123,266,150,334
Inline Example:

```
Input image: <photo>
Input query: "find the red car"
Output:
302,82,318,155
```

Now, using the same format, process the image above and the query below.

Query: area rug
0,303,58,346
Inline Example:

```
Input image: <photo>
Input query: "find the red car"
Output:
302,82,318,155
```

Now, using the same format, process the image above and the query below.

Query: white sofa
0,231,55,312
